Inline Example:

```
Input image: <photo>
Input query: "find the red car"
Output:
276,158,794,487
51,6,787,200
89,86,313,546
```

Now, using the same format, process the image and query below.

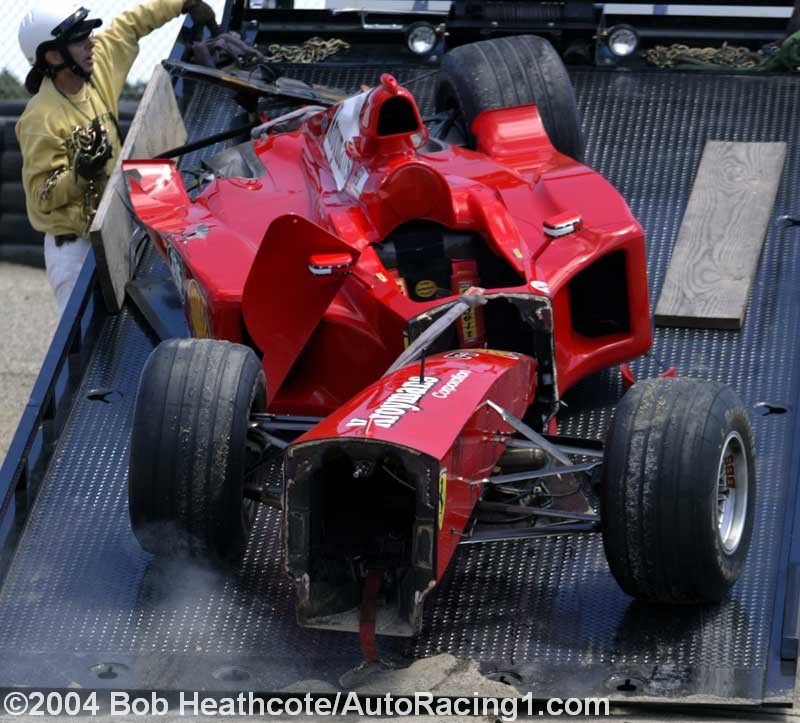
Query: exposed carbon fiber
0,69,796,702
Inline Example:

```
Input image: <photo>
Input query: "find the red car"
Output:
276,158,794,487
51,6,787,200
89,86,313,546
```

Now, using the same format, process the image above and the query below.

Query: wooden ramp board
90,64,187,313
654,140,786,330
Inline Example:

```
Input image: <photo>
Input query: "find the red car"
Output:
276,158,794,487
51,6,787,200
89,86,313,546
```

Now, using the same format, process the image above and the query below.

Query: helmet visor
51,7,102,41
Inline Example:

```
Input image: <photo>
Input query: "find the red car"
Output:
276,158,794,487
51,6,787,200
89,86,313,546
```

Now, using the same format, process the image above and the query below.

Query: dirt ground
0,263,57,466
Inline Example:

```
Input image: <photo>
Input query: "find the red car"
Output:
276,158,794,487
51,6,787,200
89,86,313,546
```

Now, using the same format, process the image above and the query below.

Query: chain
644,42,766,69
67,122,111,229
263,37,350,64
39,168,67,203
67,123,110,166
81,180,102,228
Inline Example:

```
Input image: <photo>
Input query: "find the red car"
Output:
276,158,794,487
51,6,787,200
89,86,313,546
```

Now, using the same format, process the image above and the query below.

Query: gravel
0,263,57,467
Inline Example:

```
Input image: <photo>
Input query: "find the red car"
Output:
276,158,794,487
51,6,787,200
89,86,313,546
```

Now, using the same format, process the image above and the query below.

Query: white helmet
19,1,102,66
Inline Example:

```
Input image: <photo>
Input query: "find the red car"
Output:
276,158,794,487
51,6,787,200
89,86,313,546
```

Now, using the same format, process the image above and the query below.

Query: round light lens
608,25,639,57
407,23,437,55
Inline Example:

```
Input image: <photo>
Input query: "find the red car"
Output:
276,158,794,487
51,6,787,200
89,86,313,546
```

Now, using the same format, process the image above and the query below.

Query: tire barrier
0,213,45,268
2,183,26,215
1,151,23,182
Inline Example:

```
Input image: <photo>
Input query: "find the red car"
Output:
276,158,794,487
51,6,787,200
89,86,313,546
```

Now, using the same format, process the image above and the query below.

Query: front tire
128,339,266,563
601,377,756,603
435,34,585,160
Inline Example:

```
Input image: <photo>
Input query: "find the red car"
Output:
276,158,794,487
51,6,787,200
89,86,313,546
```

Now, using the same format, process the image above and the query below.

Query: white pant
44,233,91,316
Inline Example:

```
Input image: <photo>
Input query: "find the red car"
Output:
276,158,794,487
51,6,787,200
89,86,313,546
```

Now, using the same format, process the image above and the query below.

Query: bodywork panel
124,77,651,413
285,350,536,634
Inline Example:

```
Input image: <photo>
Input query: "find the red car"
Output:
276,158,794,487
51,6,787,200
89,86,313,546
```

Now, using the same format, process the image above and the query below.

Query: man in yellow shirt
16,0,217,314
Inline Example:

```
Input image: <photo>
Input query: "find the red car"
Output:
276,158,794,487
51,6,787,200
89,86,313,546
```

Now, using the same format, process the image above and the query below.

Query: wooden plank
654,140,786,330
90,65,187,312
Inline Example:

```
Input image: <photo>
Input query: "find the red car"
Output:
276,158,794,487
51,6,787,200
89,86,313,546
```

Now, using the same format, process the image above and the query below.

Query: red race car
124,35,755,645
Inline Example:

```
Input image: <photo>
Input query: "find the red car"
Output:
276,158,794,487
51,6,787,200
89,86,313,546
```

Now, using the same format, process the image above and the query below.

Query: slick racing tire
601,377,756,603
128,338,266,564
435,34,585,160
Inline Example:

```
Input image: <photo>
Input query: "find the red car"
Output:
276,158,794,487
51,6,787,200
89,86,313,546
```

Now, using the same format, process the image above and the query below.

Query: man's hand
75,150,110,181
72,119,113,182
182,0,220,36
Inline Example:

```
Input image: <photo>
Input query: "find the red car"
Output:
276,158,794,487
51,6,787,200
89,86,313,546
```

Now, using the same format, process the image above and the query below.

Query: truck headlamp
607,24,639,57
407,22,437,56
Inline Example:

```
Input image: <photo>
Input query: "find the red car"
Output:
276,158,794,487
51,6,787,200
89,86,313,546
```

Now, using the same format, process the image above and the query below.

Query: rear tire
128,338,266,563
435,34,585,160
601,377,756,603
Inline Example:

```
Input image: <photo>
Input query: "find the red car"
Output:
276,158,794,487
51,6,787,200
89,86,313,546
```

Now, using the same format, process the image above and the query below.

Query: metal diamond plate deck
0,69,797,702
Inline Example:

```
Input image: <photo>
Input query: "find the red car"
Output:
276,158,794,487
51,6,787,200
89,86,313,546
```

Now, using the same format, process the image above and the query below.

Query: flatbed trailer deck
0,3,799,708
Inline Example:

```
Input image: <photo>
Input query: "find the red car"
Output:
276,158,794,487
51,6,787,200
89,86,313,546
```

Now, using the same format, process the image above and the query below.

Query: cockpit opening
373,220,523,304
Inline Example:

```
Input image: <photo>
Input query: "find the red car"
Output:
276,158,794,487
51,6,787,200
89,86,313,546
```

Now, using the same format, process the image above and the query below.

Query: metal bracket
486,399,572,466
474,460,602,486
776,215,800,230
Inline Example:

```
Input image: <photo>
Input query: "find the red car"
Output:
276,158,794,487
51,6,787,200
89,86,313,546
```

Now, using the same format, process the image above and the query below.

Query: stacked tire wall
0,99,135,268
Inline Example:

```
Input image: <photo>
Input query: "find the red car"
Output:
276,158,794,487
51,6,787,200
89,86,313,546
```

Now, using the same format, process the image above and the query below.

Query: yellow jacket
16,0,184,237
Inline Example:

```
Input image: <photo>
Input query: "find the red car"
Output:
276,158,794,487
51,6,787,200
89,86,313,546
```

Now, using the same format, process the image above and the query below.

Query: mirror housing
309,253,354,276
